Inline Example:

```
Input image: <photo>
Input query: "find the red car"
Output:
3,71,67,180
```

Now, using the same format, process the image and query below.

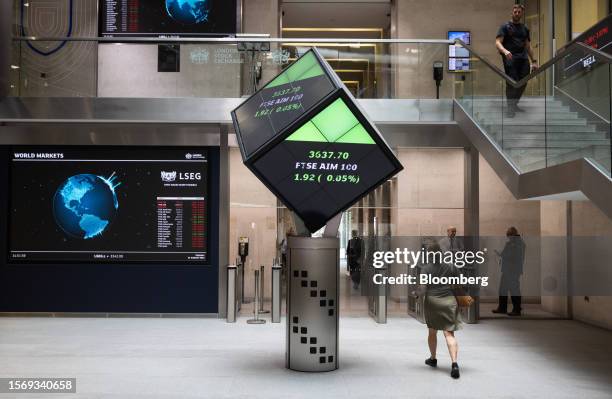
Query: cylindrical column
226,265,237,323
259,265,270,313
247,269,265,324
271,262,281,323
286,236,339,372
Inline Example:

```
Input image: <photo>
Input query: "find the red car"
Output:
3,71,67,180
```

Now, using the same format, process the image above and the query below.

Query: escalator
452,18,612,218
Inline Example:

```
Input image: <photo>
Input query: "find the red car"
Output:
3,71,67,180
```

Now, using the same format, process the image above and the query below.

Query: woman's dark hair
507,226,520,236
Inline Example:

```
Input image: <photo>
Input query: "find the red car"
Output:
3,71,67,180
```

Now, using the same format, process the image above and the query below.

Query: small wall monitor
9,147,209,263
231,49,403,232
448,31,471,72
449,45,469,58
448,31,471,44
449,58,470,71
99,0,237,37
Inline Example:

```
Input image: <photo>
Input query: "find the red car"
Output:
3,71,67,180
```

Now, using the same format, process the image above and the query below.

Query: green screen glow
285,98,375,145
265,52,325,89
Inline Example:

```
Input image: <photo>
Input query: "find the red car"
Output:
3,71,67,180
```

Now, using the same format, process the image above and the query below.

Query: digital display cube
231,48,402,232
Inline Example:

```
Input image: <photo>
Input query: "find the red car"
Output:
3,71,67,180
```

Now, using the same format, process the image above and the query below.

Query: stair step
473,106,571,113
500,131,605,139
502,138,610,148
518,147,612,174
474,113,578,121
480,123,603,134
506,144,610,156
479,119,590,127
494,125,598,133
502,134,610,143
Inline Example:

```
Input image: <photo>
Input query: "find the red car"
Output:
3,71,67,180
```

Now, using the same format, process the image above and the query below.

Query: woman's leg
443,330,458,363
428,328,437,359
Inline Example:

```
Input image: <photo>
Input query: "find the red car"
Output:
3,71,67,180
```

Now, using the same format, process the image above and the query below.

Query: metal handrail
12,36,453,44
455,38,612,88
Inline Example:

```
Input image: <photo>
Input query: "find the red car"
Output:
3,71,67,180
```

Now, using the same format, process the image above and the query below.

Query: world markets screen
8,148,209,263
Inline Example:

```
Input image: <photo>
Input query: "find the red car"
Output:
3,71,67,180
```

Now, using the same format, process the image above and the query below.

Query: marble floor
479,302,562,319
0,315,611,399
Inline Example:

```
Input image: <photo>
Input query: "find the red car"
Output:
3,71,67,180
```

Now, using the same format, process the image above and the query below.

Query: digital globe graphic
165,0,210,25
53,173,121,240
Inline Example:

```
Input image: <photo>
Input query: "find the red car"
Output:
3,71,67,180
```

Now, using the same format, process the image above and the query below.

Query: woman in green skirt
419,241,463,379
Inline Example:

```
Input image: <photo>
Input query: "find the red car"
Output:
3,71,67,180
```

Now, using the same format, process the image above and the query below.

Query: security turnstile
368,265,387,324
271,261,282,323
286,236,339,372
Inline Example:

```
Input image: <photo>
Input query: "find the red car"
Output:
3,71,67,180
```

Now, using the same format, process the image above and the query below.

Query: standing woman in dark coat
419,241,463,379
493,226,526,316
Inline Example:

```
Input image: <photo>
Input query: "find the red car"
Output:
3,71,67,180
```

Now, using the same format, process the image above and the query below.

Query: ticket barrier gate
368,265,387,324
227,265,238,323
407,265,426,324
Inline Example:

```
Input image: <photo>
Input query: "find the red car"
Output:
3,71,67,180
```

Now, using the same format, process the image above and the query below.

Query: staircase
471,96,611,175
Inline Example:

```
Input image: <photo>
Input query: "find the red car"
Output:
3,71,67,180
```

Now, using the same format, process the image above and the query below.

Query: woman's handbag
453,287,474,307
455,295,474,307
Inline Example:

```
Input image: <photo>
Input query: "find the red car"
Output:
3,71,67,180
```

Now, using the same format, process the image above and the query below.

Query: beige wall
570,201,612,330
540,201,569,316
242,0,280,92
389,148,464,301
571,0,608,36
229,148,277,301
539,199,612,329
13,0,97,97
395,148,465,236
479,155,541,237
98,44,241,97
393,0,515,98
478,154,541,300
230,0,281,302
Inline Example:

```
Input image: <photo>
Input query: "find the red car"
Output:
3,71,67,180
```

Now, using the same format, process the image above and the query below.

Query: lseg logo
161,171,177,182
161,171,202,182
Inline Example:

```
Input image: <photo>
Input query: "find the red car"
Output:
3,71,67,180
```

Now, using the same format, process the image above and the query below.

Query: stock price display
232,51,336,158
232,49,402,232
251,97,400,232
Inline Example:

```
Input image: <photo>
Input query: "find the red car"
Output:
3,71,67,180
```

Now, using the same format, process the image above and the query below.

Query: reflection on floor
1,316,611,398
479,302,563,319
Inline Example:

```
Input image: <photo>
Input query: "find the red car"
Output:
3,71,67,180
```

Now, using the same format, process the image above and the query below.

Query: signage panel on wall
448,31,471,72
99,0,237,37
9,148,209,263
559,14,612,79
231,49,403,233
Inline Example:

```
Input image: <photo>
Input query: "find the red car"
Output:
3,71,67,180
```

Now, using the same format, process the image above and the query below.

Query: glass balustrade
7,12,612,177
454,40,611,177
8,37,452,101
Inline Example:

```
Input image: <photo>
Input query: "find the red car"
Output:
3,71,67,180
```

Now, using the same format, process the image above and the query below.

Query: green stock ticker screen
231,49,403,232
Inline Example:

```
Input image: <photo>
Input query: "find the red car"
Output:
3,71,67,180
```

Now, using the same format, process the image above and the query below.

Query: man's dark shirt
500,236,526,277
497,22,530,59
347,237,362,266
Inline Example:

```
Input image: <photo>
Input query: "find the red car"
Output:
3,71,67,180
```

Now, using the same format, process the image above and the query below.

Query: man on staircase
495,4,539,118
